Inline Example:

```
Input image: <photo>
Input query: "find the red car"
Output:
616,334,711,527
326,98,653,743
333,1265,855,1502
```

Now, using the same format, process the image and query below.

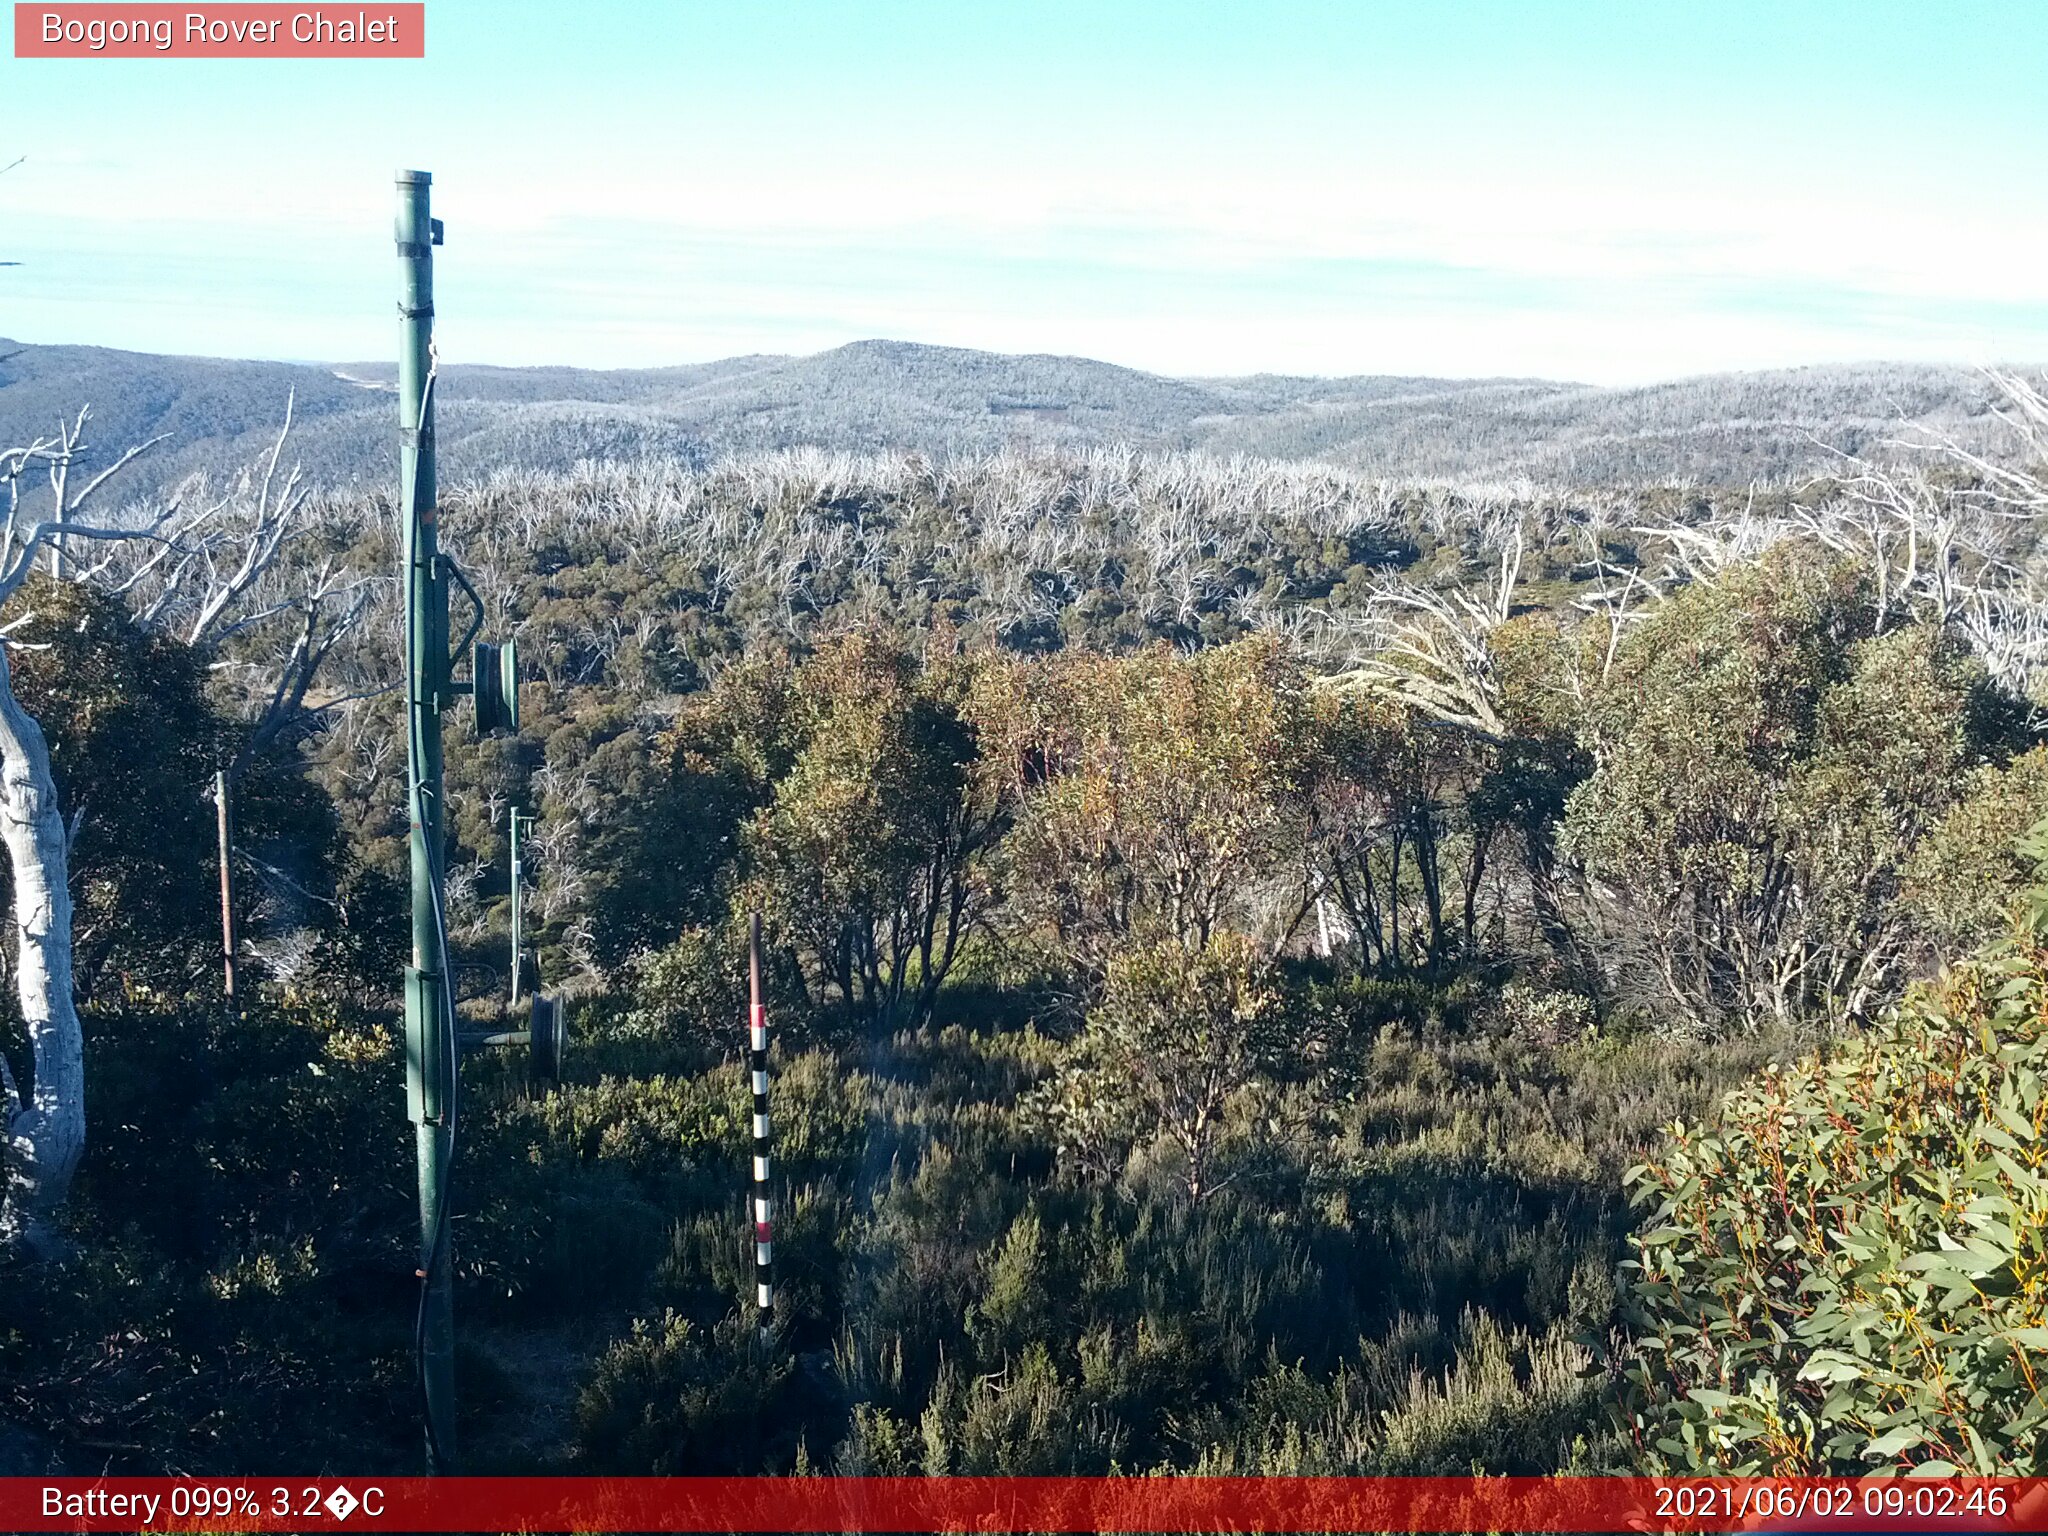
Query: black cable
404,361,459,1476
409,769,458,1473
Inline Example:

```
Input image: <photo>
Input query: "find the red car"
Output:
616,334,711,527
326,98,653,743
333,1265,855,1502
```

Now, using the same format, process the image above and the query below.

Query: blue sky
3,0,2045,383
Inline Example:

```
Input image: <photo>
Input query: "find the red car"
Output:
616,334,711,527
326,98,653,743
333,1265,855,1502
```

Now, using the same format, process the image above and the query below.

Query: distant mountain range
0,336,2022,503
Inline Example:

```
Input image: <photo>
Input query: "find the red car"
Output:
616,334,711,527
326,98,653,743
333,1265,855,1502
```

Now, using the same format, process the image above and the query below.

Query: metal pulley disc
472,637,520,736
528,991,564,1087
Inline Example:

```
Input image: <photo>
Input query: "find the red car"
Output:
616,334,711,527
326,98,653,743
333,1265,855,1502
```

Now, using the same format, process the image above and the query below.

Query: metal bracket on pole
403,966,447,1125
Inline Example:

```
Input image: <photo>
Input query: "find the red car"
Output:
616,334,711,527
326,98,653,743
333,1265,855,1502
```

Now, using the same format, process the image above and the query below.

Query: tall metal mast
395,167,457,1475
395,169,520,1473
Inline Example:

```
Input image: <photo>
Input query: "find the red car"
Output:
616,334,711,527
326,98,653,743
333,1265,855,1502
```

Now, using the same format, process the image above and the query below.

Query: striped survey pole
747,913,774,1347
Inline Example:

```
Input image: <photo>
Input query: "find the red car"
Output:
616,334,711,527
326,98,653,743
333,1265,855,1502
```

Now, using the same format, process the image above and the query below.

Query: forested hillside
0,337,2023,506
3,376,2047,1476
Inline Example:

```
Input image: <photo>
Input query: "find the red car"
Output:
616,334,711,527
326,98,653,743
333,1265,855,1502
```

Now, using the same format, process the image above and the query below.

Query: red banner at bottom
6,1475,2047,1533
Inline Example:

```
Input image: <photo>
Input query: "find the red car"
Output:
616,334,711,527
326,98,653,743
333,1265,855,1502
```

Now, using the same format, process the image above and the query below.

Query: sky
2,0,2046,384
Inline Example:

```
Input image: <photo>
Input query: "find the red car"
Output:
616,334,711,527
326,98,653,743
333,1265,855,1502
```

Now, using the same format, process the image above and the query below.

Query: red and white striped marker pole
747,912,774,1349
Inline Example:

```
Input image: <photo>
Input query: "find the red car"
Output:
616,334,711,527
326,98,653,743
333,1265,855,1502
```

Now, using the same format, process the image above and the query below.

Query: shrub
1495,980,1597,1046
624,926,746,1053
1612,828,2048,1472
573,1312,820,1473
1563,553,2033,1029
1032,933,1283,1202
1907,746,2048,954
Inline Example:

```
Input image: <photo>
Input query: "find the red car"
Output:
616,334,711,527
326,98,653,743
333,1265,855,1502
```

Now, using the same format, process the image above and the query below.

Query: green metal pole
396,167,456,1474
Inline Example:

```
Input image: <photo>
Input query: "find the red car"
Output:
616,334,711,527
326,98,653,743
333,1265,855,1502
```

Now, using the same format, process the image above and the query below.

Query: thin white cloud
7,141,2044,382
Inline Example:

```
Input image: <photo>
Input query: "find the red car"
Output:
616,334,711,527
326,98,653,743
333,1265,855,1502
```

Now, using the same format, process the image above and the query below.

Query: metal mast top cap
395,169,433,185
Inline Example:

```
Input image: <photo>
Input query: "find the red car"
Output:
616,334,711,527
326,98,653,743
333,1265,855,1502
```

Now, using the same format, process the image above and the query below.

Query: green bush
573,1312,820,1473
1907,746,2048,954
1613,830,2048,1472
623,926,746,1052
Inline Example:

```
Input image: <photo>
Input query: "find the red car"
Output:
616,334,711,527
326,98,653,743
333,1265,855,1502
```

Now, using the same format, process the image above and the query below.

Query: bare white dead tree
1,399,369,1250
1571,559,1661,685
11,407,172,582
1320,519,1526,740
95,396,387,779
0,447,176,1251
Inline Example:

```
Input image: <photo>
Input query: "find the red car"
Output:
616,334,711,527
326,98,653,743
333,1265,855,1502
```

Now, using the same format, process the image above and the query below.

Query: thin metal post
509,808,525,1005
214,770,238,1011
748,912,774,1349
396,167,456,1474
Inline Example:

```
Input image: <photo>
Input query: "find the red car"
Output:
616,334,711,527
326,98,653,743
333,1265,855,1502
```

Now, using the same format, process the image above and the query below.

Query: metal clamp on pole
403,967,448,1125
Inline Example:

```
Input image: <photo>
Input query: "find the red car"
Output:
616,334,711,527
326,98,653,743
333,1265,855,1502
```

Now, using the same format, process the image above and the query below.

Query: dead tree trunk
0,643,81,1253
216,770,239,1012
0,400,310,1250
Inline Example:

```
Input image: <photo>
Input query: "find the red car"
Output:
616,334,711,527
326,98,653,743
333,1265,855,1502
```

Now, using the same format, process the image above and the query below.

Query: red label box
14,3,424,57
3,1476,2047,1533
